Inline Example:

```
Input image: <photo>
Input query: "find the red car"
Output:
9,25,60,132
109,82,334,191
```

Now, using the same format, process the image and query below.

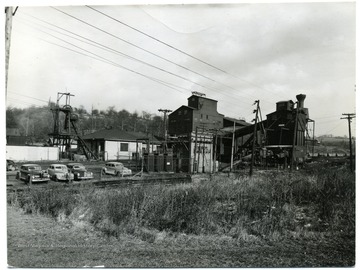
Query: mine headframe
49,92,97,160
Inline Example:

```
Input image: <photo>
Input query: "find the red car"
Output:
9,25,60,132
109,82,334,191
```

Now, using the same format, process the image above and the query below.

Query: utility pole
290,102,299,172
230,121,236,171
158,109,172,153
193,126,198,173
341,113,355,172
197,133,202,173
5,7,18,92
213,129,218,173
202,134,205,173
250,100,260,176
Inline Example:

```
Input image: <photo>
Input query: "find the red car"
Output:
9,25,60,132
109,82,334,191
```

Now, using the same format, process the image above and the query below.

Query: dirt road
7,206,354,268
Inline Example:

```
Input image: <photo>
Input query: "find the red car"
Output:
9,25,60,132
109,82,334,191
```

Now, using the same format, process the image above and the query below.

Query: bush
8,167,355,241
9,186,79,217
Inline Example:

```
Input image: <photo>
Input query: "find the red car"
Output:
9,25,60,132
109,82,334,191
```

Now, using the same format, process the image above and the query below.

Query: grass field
7,161,355,267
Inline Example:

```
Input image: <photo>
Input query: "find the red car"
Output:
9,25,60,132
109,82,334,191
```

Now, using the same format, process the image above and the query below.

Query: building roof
276,100,294,104
187,94,218,103
169,105,195,116
82,128,161,143
219,125,247,135
223,116,251,126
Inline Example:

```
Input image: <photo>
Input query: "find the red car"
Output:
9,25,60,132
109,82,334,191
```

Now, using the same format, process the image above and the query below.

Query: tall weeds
8,167,355,241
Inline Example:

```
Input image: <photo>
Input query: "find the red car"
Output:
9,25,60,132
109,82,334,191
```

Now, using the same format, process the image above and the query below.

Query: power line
86,5,230,74
316,114,343,120
14,16,192,95
13,23,250,120
7,90,49,103
50,7,220,84
85,5,286,101
6,97,42,107
18,27,188,95
322,121,344,134
85,6,280,104
14,8,258,118
49,7,267,107
15,15,255,113
17,14,215,94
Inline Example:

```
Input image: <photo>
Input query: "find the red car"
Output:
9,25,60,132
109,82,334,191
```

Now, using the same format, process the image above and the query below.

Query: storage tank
155,154,164,172
164,154,174,172
144,153,154,172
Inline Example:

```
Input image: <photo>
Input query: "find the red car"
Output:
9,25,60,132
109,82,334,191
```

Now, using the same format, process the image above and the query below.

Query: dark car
16,164,50,184
6,160,18,171
67,163,93,180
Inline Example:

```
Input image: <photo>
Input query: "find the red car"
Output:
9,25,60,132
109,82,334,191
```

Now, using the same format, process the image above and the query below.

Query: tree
6,106,20,128
6,103,164,141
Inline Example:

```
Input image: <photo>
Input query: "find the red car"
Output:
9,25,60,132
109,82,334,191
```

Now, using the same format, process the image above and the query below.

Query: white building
81,129,161,161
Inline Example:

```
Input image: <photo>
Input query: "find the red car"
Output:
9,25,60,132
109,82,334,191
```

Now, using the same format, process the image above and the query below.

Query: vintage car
102,162,132,177
7,159,18,171
16,164,50,184
47,164,74,181
67,163,93,180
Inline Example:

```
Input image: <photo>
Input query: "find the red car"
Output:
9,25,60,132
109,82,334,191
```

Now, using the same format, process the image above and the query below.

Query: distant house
81,128,161,161
6,128,27,146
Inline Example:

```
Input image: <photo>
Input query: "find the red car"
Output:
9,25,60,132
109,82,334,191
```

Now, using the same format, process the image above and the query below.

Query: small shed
81,128,161,161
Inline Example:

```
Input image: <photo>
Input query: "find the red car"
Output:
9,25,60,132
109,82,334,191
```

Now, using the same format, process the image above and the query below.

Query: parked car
6,159,18,171
16,164,50,184
47,164,74,181
102,162,132,176
67,163,93,180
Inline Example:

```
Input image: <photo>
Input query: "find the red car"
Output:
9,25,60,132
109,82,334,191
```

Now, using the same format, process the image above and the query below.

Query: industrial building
81,128,161,161
168,92,250,173
223,93,312,169
167,92,313,173
168,93,224,135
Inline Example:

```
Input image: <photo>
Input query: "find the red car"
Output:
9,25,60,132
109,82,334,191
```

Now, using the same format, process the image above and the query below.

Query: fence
6,145,59,162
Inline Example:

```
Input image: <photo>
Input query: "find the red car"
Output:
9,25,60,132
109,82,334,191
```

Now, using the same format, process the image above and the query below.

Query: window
178,111,182,115
184,110,187,115
206,115,209,120
120,143,129,151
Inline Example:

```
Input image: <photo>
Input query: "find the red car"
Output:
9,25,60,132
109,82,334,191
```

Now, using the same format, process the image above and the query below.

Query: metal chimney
296,94,306,109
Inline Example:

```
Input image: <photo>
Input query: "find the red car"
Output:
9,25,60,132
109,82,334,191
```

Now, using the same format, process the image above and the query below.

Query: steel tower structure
49,92,97,160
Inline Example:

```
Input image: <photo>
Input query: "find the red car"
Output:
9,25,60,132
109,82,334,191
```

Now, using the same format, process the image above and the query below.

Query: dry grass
7,166,355,243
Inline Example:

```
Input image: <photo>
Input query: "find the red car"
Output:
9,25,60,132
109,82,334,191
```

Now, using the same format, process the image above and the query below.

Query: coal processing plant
45,91,315,174
150,92,316,174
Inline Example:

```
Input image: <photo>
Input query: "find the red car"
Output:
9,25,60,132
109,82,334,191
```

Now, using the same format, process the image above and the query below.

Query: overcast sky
5,1,356,137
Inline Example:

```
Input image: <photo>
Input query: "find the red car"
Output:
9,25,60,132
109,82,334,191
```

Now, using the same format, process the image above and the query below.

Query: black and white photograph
5,0,356,268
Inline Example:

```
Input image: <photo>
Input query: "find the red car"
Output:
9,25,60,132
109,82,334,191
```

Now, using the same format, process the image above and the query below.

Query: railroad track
7,173,192,192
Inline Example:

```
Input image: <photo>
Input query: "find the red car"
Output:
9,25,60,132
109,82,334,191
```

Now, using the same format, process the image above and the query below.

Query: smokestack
296,94,306,109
